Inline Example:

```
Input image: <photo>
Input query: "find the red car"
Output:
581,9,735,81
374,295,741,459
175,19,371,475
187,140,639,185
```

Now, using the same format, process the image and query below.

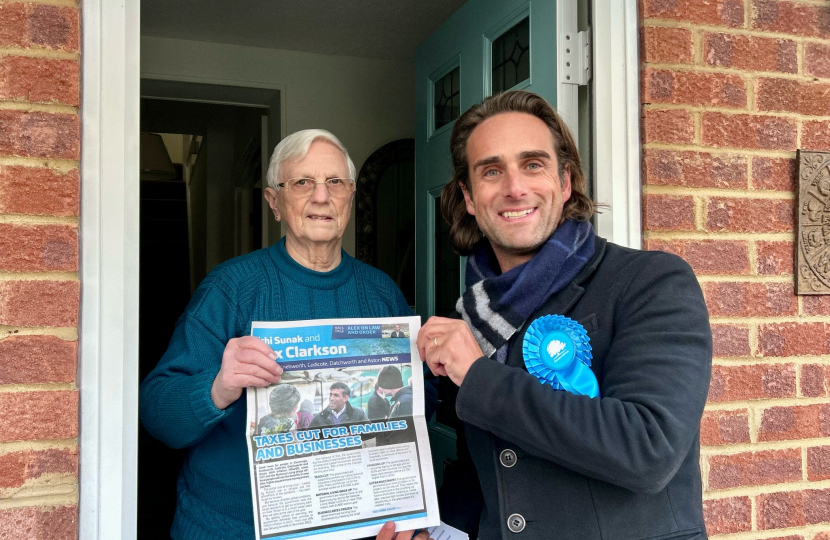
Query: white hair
266,129,356,190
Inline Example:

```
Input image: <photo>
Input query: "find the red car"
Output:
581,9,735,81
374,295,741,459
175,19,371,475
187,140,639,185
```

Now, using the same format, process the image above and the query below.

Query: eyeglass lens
287,178,353,196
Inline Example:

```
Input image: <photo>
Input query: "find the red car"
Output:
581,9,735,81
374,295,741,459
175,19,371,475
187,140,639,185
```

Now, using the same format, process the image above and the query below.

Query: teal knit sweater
139,239,413,540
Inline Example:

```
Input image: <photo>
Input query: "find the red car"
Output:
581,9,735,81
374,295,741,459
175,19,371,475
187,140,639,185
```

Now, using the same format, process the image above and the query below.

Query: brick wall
0,2,80,539
640,0,830,538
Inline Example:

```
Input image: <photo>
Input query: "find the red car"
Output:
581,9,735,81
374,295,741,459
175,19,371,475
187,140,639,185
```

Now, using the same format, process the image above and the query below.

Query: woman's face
266,140,354,251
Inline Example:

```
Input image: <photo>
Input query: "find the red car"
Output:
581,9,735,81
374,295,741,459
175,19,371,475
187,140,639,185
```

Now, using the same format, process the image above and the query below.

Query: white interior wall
141,36,417,255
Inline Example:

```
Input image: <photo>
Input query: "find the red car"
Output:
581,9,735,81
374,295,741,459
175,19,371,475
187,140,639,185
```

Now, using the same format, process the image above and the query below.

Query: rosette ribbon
522,314,599,398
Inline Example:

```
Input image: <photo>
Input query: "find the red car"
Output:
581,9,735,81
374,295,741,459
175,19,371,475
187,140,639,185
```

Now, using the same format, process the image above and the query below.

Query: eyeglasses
277,177,355,197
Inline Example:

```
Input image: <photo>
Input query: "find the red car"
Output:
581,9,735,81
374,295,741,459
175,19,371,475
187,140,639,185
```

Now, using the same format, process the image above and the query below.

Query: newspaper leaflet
246,316,440,540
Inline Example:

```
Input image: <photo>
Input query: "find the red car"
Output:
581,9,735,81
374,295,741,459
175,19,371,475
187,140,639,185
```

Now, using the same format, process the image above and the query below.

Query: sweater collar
269,237,354,290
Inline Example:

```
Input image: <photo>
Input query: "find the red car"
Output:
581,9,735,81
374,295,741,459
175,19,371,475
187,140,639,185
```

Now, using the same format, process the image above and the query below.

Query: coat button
507,513,526,533
500,449,517,468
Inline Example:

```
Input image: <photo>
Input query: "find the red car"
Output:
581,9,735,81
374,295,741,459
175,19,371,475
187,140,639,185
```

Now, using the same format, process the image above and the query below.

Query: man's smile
499,208,537,220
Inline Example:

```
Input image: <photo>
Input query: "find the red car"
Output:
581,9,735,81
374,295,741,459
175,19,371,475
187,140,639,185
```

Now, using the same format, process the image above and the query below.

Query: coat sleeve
139,271,242,449
455,253,712,493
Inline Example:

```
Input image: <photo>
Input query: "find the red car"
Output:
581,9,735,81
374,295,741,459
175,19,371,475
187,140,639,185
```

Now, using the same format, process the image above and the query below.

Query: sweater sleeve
455,253,712,493
139,270,243,449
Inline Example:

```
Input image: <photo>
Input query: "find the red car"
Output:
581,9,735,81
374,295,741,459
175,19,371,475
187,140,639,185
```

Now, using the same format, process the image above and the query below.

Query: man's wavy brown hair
441,90,598,255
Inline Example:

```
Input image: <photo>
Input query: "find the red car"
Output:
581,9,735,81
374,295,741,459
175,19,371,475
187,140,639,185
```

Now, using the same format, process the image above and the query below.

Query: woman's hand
374,521,432,540
211,336,283,409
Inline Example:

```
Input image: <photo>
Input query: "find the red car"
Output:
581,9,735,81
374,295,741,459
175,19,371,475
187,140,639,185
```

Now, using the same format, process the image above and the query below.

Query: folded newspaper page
246,316,439,540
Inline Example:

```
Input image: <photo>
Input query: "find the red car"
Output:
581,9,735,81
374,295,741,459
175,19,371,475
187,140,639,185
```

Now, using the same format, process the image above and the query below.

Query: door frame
78,1,641,538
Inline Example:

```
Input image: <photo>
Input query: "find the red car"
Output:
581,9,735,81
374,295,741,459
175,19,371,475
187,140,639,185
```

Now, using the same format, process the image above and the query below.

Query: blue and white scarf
456,219,595,363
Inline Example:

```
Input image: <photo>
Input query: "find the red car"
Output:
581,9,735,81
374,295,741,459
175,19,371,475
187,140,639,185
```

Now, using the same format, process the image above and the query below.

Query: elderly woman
140,129,426,540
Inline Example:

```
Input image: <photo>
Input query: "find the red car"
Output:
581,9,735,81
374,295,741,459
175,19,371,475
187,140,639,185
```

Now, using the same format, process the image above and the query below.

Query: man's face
394,325,401,332
264,140,354,248
461,112,571,271
328,388,348,412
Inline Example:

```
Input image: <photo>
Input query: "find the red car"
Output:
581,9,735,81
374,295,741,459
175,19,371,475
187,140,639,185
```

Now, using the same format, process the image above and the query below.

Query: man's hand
211,336,283,409
417,317,484,387
374,521,432,540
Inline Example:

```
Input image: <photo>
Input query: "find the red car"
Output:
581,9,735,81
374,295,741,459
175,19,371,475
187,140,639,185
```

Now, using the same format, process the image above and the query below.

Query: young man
418,91,712,540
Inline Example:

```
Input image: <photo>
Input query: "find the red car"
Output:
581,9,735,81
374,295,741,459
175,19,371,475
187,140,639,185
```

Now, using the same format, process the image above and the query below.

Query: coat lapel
505,237,607,369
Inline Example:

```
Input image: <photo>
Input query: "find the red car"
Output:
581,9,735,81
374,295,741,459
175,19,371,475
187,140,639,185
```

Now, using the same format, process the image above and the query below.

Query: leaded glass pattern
434,67,460,131
492,17,530,94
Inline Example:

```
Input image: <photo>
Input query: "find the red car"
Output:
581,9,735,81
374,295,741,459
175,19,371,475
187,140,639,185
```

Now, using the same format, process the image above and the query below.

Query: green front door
414,0,559,319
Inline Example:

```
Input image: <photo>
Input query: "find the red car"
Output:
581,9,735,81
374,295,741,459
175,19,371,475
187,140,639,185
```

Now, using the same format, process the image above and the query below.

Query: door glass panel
492,17,530,94
434,196,460,317
434,67,460,131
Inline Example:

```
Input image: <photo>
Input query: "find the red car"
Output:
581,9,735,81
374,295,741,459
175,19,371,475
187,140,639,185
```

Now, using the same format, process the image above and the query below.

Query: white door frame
78,1,641,538
590,0,642,249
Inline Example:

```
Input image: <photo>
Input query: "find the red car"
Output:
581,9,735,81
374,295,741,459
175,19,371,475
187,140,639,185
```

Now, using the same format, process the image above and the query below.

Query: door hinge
561,29,591,86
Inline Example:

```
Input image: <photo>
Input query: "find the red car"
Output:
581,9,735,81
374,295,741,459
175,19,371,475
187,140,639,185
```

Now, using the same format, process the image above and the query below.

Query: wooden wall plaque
797,150,830,294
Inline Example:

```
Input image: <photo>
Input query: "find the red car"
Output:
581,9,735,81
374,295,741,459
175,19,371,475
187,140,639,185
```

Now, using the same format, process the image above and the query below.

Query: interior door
414,0,558,319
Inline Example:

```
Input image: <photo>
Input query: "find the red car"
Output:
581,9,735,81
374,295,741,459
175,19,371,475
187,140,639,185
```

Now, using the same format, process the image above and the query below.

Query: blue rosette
522,315,599,398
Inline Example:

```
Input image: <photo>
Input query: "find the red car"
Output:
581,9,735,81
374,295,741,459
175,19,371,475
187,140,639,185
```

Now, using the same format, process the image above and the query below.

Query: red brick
806,43,830,79
708,363,796,402
0,4,79,52
759,322,830,356
702,112,796,150
644,239,750,275
0,505,77,540
704,282,796,317
641,109,694,144
642,0,744,27
0,56,79,106
709,364,796,403
0,223,77,272
0,448,77,489
756,241,794,275
824,404,830,436
801,296,830,316
0,280,79,327
711,324,751,357
801,364,828,398
643,194,696,231
641,26,694,64
803,121,830,151
752,0,830,39
815,534,830,540
30,4,80,51
0,111,79,160
643,68,746,108
0,390,78,442
808,445,830,481
700,409,751,446
0,335,76,384
0,3,28,48
643,150,748,189
705,33,797,73
0,166,79,217
805,488,830,524
708,448,801,489
706,197,793,233
757,78,830,117
702,496,751,534
757,490,806,530
752,157,796,192
758,404,823,441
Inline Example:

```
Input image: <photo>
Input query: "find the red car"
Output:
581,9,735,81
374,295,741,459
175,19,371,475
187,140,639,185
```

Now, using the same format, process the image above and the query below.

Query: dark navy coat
439,237,712,540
